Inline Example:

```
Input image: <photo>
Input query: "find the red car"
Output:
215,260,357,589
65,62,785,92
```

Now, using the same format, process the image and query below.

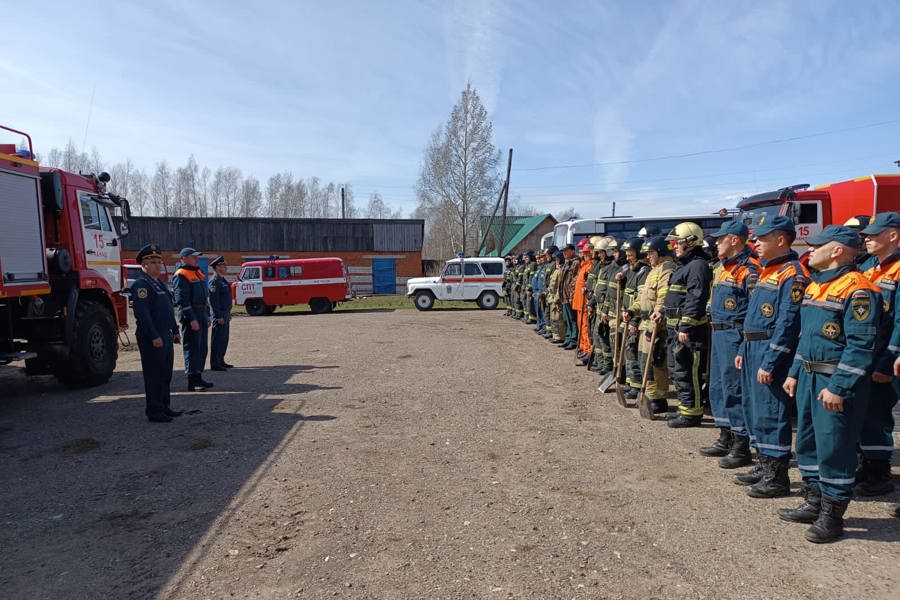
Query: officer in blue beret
131,244,181,422
173,247,213,391
208,256,234,371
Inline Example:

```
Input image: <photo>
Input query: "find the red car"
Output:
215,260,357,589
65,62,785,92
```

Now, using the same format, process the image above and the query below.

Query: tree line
39,141,404,220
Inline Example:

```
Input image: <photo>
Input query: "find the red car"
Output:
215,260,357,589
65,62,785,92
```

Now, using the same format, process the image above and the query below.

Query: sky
4,0,900,218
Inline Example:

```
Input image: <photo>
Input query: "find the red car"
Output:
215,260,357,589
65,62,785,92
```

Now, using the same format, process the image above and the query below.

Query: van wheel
414,291,434,311
245,299,267,316
309,298,332,314
477,291,499,310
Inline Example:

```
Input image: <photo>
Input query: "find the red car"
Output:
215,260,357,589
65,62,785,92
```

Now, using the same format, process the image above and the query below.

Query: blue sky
4,0,900,218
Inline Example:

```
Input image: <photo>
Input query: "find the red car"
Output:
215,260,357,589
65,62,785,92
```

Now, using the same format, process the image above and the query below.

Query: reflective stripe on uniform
837,362,866,376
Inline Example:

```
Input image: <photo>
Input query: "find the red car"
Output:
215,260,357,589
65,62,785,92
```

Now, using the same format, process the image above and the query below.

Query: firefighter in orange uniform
573,239,595,364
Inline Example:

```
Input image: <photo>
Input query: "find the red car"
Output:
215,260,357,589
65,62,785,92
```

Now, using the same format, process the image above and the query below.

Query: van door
78,193,122,290
440,262,463,300
235,266,262,305
462,261,485,299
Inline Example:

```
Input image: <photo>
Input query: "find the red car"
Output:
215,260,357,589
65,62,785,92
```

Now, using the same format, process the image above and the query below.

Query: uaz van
234,257,352,315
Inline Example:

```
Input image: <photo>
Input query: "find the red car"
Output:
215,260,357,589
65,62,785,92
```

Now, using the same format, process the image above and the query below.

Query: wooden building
122,217,424,295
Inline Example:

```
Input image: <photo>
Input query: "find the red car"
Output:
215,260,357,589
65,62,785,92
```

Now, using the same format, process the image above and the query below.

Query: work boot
576,350,587,360
624,388,639,400
854,454,869,484
733,457,764,486
804,496,849,544
719,434,753,469
187,374,207,392
650,399,669,414
165,409,184,418
666,413,702,428
198,376,214,388
699,428,732,457
747,456,791,498
854,459,895,497
778,482,822,524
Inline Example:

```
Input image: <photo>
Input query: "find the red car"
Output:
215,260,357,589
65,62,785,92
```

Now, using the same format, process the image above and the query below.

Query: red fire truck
737,174,900,251
0,125,130,387
233,257,352,315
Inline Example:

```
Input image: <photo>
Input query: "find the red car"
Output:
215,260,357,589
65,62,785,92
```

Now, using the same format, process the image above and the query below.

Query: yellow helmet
666,221,704,245
604,236,618,249
589,235,603,248
591,235,609,251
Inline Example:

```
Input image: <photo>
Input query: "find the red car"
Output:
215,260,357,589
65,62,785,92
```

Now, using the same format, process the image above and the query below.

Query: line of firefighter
501,212,900,543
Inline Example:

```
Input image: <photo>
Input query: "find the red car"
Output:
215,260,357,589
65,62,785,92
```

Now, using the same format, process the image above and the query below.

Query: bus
552,214,733,248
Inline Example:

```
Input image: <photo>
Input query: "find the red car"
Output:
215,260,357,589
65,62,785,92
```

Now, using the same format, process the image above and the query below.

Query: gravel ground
1,308,898,600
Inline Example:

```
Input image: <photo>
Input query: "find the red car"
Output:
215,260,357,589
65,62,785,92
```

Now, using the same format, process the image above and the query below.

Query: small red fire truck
233,257,352,315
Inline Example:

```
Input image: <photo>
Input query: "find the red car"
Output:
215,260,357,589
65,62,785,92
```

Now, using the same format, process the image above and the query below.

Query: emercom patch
851,297,870,321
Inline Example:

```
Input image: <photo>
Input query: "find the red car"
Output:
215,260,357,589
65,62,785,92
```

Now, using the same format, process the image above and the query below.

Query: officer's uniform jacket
209,273,233,321
709,247,759,330
863,251,900,375
172,265,209,323
789,266,881,398
638,257,675,335
131,272,177,341
740,250,808,374
664,246,712,334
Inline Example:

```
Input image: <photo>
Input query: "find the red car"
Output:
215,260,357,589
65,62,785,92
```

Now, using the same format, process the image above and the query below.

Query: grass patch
231,294,478,315
188,437,214,450
57,437,102,456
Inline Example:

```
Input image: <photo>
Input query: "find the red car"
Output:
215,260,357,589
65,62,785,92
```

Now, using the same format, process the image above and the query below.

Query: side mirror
107,238,119,247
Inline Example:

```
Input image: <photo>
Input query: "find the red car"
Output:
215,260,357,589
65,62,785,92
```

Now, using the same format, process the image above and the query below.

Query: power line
512,119,900,172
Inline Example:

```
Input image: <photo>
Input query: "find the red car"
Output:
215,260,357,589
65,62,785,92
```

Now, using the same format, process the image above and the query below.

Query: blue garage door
372,258,396,294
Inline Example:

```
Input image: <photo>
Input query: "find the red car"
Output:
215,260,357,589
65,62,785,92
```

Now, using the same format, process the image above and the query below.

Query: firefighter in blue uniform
734,216,808,497
855,212,900,496
780,225,881,543
663,222,712,428
173,247,214,392
131,244,181,423
700,222,760,467
208,255,234,371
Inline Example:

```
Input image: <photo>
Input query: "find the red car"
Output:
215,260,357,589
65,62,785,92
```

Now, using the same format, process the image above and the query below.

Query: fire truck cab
737,175,900,253
234,257,352,315
1,125,130,386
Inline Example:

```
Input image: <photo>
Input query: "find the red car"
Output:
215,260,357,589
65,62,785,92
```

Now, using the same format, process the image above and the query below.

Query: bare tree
557,207,580,221
150,162,173,216
415,83,501,258
239,175,263,217
365,192,403,219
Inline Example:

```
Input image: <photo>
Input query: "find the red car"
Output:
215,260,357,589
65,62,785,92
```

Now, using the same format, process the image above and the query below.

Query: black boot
805,496,849,544
778,481,822,524
650,399,669,414
719,434,753,469
747,456,791,498
625,388,639,400
699,428,731,457
854,454,870,484
733,456,764,486
666,413,702,428
854,459,895,497
187,374,207,392
198,376,214,389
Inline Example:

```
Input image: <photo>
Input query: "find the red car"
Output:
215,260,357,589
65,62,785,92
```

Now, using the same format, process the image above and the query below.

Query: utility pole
341,186,346,219
497,148,513,256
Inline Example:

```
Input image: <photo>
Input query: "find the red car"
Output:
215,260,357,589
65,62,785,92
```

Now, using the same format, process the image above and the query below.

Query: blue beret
860,212,900,235
710,221,749,238
136,244,162,262
752,215,795,238
806,225,861,249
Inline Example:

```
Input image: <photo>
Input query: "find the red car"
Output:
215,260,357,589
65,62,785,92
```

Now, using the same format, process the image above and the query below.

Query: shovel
597,289,623,393
613,322,629,407
637,326,658,420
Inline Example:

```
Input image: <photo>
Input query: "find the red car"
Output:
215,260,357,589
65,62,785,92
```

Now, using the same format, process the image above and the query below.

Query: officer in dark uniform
208,256,234,371
173,247,214,392
780,226,881,543
131,244,181,423
663,222,712,428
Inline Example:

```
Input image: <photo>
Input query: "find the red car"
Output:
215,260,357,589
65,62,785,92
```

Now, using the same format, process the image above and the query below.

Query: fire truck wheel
476,291,499,310
413,291,434,311
57,300,117,388
245,299,268,316
309,298,333,314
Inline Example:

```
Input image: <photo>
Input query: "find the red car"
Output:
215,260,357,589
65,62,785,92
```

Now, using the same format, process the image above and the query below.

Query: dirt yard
1,308,898,599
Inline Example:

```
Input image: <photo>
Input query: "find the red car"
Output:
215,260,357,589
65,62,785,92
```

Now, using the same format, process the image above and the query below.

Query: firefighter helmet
642,236,671,257
605,236,618,249
622,237,646,258
589,235,604,249
666,221,704,245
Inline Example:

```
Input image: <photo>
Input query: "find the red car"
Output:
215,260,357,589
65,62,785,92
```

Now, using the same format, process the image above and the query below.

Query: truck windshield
739,204,784,232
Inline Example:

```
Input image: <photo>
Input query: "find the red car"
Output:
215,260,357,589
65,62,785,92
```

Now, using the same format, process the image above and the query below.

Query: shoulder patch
851,297,871,321
137,287,149,299
790,284,805,303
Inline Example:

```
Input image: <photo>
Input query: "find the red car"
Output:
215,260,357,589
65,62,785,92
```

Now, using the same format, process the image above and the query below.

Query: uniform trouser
181,317,209,375
549,302,563,340
858,380,900,461
210,316,231,368
625,328,641,390
739,339,792,458
137,333,174,418
667,329,707,416
578,308,592,353
526,293,537,322
510,290,518,315
796,371,870,501
594,319,612,371
535,295,546,329
710,328,747,434
563,303,576,343
638,327,668,399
